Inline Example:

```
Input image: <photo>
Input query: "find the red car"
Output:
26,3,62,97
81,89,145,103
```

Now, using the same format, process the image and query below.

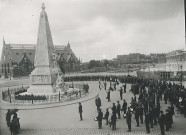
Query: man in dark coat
159,110,165,135
145,111,150,134
111,112,116,130
78,102,83,121
135,105,140,127
6,109,11,127
104,108,109,125
112,103,117,117
95,96,101,111
126,107,132,132
104,81,107,90
123,83,127,93
149,107,154,128
97,109,103,129
116,101,121,119
119,87,123,100
122,99,127,114
165,108,171,131
107,89,110,102
139,103,144,124
170,103,174,126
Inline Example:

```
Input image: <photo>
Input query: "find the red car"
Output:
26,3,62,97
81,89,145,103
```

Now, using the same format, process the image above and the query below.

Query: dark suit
97,111,103,129
117,103,121,119
79,104,83,120
126,110,132,131
111,114,116,130
95,97,101,111
122,101,127,114
135,107,140,126
145,112,150,133
159,113,165,135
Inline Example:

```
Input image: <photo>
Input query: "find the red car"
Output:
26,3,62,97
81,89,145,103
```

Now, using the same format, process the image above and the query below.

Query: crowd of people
78,75,186,134
5,75,186,134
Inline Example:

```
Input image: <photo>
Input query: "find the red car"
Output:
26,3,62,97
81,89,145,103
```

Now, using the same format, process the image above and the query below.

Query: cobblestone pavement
1,79,186,135
1,127,186,135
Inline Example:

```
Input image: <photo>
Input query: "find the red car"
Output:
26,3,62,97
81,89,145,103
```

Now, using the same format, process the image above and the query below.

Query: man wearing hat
104,108,109,125
159,110,165,135
95,96,102,111
78,102,83,121
126,107,132,132
122,99,127,114
117,101,121,119
97,109,103,129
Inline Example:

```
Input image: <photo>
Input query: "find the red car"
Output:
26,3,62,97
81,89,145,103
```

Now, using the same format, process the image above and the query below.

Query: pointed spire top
67,41,70,48
41,3,45,11
3,36,5,45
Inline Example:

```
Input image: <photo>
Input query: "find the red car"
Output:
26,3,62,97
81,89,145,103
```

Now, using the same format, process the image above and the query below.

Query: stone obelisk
27,3,56,94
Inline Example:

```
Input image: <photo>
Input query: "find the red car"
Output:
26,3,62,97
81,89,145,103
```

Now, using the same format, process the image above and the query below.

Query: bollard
59,91,60,101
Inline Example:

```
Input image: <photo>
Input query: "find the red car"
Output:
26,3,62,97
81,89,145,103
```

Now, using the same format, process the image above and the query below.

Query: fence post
31,94,33,104
59,91,60,101
8,88,12,103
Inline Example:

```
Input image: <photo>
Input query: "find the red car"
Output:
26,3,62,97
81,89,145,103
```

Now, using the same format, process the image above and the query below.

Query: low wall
1,83,89,104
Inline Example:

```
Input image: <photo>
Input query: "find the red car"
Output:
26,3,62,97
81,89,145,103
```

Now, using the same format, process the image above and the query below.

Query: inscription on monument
31,75,51,84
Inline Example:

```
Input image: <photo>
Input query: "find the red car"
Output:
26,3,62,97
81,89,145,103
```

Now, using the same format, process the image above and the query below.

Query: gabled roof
9,44,36,50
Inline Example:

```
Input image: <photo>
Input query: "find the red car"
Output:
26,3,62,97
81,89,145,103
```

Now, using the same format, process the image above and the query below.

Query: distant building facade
116,53,141,64
165,49,186,72
0,39,80,78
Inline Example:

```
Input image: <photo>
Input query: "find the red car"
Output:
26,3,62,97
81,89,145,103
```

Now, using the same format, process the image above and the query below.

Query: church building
0,39,80,78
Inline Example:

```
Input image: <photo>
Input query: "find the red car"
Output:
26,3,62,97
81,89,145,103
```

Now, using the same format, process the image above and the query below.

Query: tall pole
184,0,186,44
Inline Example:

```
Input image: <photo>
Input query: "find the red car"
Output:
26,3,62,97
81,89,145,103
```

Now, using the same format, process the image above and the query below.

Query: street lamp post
9,59,12,80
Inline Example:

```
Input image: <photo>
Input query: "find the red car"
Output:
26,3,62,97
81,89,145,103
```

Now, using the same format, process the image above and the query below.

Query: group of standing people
77,75,186,134
6,109,20,135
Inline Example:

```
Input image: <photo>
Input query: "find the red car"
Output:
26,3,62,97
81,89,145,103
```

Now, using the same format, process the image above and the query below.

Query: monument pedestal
27,85,54,94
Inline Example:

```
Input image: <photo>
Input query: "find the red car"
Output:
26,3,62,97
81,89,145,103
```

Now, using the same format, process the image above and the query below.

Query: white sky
0,0,185,62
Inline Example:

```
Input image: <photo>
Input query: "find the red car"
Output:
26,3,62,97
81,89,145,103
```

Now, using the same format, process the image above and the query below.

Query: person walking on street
119,87,123,100
112,103,117,118
123,83,127,93
104,81,107,91
79,102,83,121
117,101,121,119
111,112,116,130
104,108,109,125
95,96,102,111
97,109,103,129
6,109,11,127
107,89,110,102
122,99,127,114
145,111,150,134
159,110,165,135
10,119,16,135
139,103,144,124
135,105,140,127
126,107,132,132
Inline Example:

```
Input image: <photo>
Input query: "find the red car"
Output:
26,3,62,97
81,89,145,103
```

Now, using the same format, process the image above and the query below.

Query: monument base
27,85,54,94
